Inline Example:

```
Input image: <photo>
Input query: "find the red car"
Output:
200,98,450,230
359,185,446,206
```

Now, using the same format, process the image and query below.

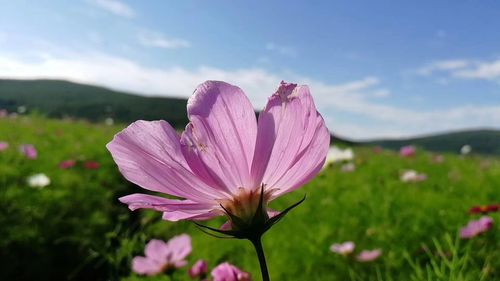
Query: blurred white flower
330,241,355,255
105,117,114,126
460,144,471,155
341,162,356,173
17,105,27,114
27,173,51,188
400,170,427,183
324,146,354,167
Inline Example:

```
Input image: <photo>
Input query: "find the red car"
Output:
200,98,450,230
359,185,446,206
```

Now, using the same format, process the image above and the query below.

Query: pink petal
165,234,192,263
330,241,355,255
189,259,208,278
145,239,170,262
107,120,224,202
211,262,251,281
180,81,258,194
132,256,162,276
0,141,9,151
460,216,494,239
119,193,218,221
251,82,330,197
20,144,37,159
173,260,188,268
356,249,382,262
162,209,219,221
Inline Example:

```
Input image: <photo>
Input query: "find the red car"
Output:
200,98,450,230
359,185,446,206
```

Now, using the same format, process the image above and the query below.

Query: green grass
0,115,499,281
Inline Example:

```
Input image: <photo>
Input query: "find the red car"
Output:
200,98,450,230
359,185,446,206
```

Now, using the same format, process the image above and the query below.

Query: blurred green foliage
0,115,498,281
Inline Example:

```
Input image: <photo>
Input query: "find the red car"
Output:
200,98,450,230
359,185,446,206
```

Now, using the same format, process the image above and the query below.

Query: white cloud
417,59,469,75
265,43,297,57
371,89,391,98
138,31,190,49
0,52,499,140
417,58,500,82
453,59,500,80
91,0,135,18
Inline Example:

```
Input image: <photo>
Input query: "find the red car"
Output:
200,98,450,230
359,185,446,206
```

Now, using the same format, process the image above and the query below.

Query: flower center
219,186,272,230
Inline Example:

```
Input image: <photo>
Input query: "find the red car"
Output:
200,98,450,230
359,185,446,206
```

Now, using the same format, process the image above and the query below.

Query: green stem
250,237,270,281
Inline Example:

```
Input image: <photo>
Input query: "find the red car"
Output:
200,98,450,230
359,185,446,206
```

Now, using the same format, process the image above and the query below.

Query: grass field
0,115,499,281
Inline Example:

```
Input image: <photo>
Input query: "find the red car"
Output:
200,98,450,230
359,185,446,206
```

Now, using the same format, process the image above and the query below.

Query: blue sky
1,0,500,139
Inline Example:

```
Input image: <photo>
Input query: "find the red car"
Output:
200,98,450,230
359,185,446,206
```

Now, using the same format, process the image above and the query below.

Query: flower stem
250,236,270,281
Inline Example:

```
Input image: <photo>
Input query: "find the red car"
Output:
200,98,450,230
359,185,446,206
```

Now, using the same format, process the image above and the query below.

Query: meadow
0,115,499,281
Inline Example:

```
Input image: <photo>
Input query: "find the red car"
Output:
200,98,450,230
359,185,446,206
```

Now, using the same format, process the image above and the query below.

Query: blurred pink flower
59,160,76,169
19,144,37,159
211,262,251,281
189,259,208,279
373,146,382,154
400,170,427,183
109,81,329,231
460,216,493,239
0,141,9,151
132,234,191,276
84,161,100,170
0,109,7,118
330,241,355,255
399,145,416,157
356,249,382,262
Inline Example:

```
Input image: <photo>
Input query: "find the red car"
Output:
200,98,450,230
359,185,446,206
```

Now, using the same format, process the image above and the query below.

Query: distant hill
366,129,500,156
0,78,352,144
0,79,189,128
1,79,498,154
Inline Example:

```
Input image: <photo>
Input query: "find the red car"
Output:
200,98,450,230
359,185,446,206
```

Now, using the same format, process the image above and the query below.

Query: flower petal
251,82,330,196
165,234,192,263
119,193,216,213
180,81,258,194
119,193,219,222
107,120,224,202
145,239,170,262
162,209,219,221
132,256,162,276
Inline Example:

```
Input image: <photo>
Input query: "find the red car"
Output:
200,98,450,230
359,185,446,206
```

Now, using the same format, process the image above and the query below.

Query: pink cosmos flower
0,141,9,151
132,234,191,276
109,81,330,231
189,259,208,279
460,216,494,239
399,145,416,157
19,144,37,159
356,249,382,262
211,262,251,281
0,109,7,118
59,160,76,169
330,241,355,255
400,170,427,183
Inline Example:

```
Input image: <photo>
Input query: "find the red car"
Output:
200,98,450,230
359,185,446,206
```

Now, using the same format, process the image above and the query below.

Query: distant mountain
366,129,500,156
0,79,188,128
0,79,354,144
1,79,498,155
